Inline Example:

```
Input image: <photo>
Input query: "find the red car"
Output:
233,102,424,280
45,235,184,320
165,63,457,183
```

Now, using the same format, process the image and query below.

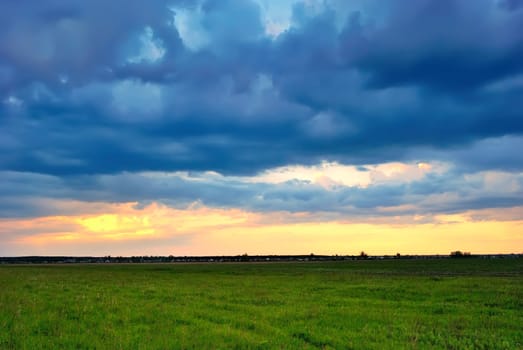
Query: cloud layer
2,0,523,175
1,0,523,254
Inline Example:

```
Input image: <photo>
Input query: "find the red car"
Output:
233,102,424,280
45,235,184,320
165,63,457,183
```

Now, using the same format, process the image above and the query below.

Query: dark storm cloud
1,0,522,191
499,0,523,11
0,0,188,90
345,0,523,92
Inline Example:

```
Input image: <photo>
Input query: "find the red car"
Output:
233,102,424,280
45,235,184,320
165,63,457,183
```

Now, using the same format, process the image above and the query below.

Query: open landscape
1,258,522,349
2,0,523,348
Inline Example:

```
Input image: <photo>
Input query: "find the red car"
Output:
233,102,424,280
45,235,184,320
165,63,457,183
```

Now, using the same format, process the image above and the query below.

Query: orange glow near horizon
1,202,522,256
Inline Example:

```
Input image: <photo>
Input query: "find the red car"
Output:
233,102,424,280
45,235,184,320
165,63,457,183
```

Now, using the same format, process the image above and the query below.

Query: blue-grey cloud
345,0,523,91
1,0,523,218
2,167,522,220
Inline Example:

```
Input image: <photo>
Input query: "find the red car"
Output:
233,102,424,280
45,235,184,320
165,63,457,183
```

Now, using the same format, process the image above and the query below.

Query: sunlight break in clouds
1,202,522,256
245,161,447,189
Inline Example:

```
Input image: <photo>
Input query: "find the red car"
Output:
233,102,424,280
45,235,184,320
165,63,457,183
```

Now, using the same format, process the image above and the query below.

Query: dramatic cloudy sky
1,0,522,256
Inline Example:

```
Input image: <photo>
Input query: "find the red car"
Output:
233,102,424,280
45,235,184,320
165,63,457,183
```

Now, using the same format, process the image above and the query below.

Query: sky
1,0,523,256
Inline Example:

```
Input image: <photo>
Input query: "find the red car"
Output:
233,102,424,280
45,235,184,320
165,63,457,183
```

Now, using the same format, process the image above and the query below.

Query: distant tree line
1,252,521,264
450,251,472,258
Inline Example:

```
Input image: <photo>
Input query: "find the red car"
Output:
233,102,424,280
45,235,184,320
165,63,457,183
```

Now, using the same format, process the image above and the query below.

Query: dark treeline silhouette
0,253,521,264
450,250,472,258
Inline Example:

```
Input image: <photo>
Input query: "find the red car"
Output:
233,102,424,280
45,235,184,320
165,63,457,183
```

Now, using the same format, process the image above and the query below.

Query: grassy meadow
1,258,522,349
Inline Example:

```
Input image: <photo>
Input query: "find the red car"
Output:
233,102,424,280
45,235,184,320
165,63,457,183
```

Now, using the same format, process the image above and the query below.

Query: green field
1,258,522,349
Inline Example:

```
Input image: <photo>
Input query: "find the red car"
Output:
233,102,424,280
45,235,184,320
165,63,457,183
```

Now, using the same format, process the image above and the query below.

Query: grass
1,258,522,349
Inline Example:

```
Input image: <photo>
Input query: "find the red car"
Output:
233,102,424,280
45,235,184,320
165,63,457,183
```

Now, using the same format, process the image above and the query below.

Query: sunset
1,1,523,257
1,1,522,348
3,201,522,256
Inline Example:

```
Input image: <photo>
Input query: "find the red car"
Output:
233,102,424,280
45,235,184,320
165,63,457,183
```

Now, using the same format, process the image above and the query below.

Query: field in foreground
1,258,522,349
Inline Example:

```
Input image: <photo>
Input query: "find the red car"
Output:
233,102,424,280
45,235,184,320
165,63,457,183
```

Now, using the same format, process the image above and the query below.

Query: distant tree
450,251,472,258
395,253,401,259
359,251,368,259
